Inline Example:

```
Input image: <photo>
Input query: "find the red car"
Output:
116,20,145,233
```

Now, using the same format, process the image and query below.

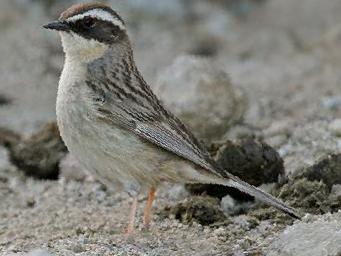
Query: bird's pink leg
143,187,156,229
125,196,138,239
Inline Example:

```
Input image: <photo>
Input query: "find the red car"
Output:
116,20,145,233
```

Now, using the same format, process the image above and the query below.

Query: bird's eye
82,17,95,28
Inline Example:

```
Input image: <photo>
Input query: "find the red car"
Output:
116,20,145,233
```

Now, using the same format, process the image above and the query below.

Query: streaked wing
134,120,217,172
87,77,220,176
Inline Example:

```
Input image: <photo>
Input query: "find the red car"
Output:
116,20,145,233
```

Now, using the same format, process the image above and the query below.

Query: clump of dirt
0,127,21,148
248,207,294,226
0,94,11,105
161,196,226,225
188,37,221,57
8,122,67,179
294,153,341,190
278,178,330,214
248,154,341,220
216,137,284,185
186,137,284,200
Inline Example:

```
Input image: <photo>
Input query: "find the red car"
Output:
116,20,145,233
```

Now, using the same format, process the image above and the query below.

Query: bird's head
44,3,129,62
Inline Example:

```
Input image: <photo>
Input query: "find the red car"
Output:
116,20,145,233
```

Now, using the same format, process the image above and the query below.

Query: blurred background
1,0,341,255
1,0,341,173
1,0,341,136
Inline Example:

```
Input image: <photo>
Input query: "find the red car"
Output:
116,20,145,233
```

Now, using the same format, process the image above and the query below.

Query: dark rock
186,137,284,200
9,122,67,179
295,153,341,190
161,196,226,225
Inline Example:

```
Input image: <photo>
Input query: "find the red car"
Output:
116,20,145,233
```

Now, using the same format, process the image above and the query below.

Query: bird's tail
221,172,301,219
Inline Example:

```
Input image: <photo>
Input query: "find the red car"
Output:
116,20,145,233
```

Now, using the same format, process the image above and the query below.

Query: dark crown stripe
60,3,124,24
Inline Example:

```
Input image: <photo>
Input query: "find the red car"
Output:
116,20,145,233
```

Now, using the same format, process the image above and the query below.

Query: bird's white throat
60,31,108,63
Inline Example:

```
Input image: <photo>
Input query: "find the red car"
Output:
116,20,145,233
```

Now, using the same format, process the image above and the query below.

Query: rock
161,196,226,225
68,242,86,253
186,137,284,200
329,119,341,136
166,184,190,201
330,184,341,197
263,120,292,148
9,122,67,179
154,55,246,141
267,212,341,256
59,153,86,182
321,96,341,110
26,249,51,256
294,153,341,190
221,194,253,216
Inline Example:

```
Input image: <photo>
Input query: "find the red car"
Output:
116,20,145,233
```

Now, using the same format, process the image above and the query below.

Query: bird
43,2,300,236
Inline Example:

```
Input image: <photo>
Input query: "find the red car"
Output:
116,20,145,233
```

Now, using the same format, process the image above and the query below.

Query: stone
59,153,86,182
154,55,246,141
221,194,253,216
267,212,341,256
329,119,341,136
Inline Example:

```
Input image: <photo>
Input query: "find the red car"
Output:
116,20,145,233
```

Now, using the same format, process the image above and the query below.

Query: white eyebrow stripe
67,9,125,30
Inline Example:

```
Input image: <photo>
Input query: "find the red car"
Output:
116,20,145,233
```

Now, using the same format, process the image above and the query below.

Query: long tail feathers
223,173,302,219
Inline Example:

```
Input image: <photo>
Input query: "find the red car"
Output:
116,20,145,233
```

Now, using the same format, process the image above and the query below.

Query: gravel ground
0,0,341,255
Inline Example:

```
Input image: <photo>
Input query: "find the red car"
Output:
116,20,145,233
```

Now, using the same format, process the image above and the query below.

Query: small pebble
167,184,189,201
70,243,85,253
330,184,341,197
213,227,225,236
26,249,51,256
321,96,341,110
329,119,341,136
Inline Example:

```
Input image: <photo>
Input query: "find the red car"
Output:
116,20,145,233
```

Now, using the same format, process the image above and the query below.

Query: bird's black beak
43,21,70,32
